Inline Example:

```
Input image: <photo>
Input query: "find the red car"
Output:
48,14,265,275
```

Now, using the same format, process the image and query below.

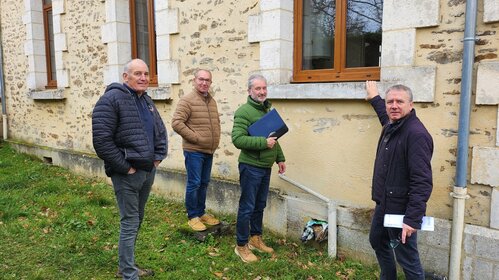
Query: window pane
345,0,383,68
47,10,56,80
301,0,335,70
134,0,150,66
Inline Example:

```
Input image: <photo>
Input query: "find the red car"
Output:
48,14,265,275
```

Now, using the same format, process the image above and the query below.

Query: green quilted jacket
231,96,285,168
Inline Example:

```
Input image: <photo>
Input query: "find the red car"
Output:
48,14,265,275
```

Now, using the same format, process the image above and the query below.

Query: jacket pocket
385,186,408,214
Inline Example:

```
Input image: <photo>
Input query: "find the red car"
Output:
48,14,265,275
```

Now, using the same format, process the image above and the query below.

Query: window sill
267,82,367,100
28,89,65,100
148,85,172,101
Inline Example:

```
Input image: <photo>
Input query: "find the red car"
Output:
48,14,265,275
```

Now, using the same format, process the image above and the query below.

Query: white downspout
279,174,337,258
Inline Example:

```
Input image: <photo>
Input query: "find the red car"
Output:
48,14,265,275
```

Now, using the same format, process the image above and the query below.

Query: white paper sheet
383,214,434,231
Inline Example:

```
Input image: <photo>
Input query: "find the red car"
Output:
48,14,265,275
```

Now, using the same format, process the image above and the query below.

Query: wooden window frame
293,0,381,83
129,0,158,86
42,0,57,88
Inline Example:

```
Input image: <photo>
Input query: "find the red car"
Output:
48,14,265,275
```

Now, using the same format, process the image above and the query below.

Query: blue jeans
369,205,425,280
111,168,156,280
183,151,213,219
236,163,271,246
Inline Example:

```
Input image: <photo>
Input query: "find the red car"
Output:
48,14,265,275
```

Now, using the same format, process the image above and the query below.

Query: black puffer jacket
92,83,168,176
370,95,433,229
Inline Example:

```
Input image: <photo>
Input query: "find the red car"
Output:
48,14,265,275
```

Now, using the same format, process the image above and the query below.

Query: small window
130,0,158,86
43,0,57,88
293,0,383,83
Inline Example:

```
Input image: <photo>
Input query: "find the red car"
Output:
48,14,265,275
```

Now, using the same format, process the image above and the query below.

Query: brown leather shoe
248,235,274,253
200,213,220,226
235,244,258,263
188,217,207,231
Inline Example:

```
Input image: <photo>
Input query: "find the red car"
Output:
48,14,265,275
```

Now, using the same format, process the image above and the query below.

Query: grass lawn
0,142,381,279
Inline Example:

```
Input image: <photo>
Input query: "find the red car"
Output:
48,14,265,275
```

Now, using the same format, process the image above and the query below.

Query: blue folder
248,109,288,139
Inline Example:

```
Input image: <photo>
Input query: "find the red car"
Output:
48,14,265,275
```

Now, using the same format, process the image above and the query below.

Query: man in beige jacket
172,69,221,231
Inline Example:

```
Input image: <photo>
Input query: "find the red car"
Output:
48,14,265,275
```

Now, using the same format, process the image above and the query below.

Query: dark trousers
183,151,213,219
236,163,271,246
369,205,425,280
111,168,156,280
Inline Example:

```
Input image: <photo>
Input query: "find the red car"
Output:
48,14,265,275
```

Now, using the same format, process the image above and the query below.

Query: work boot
115,265,155,278
234,244,258,263
248,235,274,253
188,217,207,231
200,213,220,226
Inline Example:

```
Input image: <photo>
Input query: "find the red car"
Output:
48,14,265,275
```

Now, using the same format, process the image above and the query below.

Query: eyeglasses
388,231,402,249
197,78,212,84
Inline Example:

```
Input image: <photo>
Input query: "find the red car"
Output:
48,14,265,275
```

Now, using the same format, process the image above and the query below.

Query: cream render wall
0,0,498,231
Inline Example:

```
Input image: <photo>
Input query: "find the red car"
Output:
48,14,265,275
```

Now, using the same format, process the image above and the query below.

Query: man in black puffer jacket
92,59,167,280
365,81,433,280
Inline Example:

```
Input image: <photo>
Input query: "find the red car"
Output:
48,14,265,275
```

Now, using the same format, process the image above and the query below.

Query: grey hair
193,69,212,78
385,84,413,102
247,74,267,90
123,58,147,74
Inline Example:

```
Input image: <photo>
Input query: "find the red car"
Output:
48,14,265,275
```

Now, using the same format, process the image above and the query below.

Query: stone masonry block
105,0,129,23
106,42,131,65
383,0,440,30
471,146,499,187
260,40,293,70
101,22,131,44
497,107,499,147
418,217,451,249
155,8,178,35
154,0,169,11
268,81,368,99
464,224,499,260
484,0,499,23
419,244,450,276
462,257,473,280
26,23,45,40
476,61,499,105
54,33,67,52
52,0,65,15
490,189,499,229
27,54,46,74
156,35,171,61
24,40,45,56
56,69,69,88
103,65,122,86
381,66,436,102
337,227,376,263
55,52,63,71
24,0,42,11
260,69,292,85
474,260,494,280
248,13,262,43
260,0,294,12
381,29,416,67
157,60,180,84
52,14,62,34
248,9,293,43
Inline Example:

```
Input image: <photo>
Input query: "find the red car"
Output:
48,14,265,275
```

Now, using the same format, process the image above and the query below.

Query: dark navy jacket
92,83,168,176
370,95,433,229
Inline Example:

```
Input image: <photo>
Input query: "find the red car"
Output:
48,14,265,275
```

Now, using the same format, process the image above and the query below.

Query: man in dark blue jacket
92,59,167,279
365,81,433,280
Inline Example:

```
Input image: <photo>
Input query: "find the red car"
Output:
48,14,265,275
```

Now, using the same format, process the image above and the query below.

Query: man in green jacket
231,74,286,263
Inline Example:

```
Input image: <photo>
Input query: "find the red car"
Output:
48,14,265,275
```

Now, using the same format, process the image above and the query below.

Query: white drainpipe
279,174,337,257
